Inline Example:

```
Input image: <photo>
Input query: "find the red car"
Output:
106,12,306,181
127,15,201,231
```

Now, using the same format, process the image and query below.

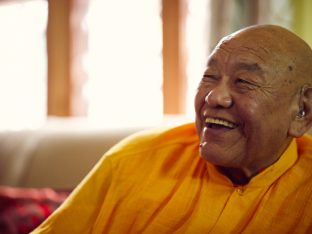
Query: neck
218,141,292,185
218,167,252,185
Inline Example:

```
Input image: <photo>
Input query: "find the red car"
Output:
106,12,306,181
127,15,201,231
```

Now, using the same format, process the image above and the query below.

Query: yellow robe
32,123,312,233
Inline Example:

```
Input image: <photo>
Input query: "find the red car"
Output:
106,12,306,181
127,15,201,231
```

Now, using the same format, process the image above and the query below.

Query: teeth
205,117,237,129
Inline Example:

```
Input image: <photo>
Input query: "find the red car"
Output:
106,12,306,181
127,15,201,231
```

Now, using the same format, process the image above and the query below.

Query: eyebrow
207,59,262,71
235,62,262,73
206,58,264,76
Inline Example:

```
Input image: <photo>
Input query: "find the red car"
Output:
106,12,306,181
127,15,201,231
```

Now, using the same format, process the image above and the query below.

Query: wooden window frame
47,0,187,116
47,0,88,116
162,0,187,114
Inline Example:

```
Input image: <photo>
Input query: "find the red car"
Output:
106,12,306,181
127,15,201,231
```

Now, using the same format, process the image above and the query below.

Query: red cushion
0,186,70,234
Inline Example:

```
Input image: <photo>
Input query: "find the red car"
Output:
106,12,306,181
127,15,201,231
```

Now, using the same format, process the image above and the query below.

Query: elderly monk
32,25,312,233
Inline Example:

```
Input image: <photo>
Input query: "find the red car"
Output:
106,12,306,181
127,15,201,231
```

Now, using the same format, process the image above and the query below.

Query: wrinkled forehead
208,25,312,86
207,30,294,73
216,32,283,60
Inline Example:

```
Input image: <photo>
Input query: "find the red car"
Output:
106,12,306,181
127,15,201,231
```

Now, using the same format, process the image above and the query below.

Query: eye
236,78,258,87
235,77,260,90
236,78,251,84
202,74,218,82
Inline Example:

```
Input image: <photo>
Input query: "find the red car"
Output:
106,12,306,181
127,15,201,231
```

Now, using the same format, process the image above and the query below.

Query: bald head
217,24,312,86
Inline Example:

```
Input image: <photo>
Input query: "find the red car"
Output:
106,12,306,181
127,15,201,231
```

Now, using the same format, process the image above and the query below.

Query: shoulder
296,134,312,160
105,122,199,158
292,134,312,183
101,123,200,175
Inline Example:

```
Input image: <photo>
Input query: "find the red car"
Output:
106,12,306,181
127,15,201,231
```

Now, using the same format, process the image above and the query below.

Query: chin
200,151,228,166
200,146,242,168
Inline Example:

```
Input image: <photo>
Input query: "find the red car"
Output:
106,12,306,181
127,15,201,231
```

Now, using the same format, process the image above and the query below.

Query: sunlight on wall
185,0,210,120
292,0,312,48
0,0,47,130
84,0,163,127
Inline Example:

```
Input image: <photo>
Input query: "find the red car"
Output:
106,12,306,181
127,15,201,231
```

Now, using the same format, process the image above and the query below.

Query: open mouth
205,117,238,130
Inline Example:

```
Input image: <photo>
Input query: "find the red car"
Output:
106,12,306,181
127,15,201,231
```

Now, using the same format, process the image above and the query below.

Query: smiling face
195,25,311,176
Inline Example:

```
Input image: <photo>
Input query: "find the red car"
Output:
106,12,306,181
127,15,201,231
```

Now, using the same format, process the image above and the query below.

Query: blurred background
0,0,311,130
0,3,312,232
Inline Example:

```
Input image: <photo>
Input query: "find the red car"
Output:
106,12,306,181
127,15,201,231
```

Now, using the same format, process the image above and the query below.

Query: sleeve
30,155,114,234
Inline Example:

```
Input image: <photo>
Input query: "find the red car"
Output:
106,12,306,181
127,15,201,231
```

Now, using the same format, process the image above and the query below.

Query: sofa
0,116,190,233
0,121,143,189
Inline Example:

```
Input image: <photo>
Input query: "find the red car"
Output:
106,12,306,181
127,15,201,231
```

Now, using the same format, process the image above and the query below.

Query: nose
205,83,233,108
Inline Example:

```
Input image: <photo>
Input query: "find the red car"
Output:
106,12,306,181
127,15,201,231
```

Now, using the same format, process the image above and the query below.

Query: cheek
240,98,284,136
194,89,206,113
235,98,263,135
242,93,268,115
194,90,206,134
243,102,259,120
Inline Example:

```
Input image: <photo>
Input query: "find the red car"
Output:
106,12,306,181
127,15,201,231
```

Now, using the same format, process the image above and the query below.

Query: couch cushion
0,127,140,189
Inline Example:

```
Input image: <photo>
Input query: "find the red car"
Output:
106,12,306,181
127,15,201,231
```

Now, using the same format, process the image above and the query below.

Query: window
185,0,210,118
84,0,210,126
84,0,163,127
2,0,296,130
0,0,48,130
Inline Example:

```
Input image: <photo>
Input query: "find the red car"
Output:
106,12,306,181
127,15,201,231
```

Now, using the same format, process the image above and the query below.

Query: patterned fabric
0,186,70,234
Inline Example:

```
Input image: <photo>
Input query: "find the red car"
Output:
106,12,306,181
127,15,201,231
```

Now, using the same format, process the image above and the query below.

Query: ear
288,87,312,137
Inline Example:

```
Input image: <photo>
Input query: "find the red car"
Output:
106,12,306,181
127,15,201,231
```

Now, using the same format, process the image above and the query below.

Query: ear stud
297,109,306,118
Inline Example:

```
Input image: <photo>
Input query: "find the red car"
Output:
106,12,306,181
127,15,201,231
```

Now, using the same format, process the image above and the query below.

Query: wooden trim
47,0,71,116
162,0,187,114
47,0,88,116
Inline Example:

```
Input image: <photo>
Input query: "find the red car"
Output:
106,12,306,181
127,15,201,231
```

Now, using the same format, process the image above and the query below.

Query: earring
297,108,306,118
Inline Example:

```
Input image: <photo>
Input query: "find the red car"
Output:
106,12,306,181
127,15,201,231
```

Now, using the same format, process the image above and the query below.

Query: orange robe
32,123,312,233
